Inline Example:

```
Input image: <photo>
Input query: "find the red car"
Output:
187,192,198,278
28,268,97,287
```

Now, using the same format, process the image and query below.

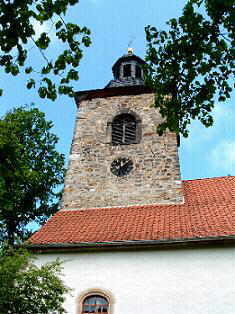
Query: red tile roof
29,176,235,248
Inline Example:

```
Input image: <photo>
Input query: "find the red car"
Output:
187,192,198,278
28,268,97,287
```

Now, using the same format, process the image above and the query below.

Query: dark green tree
145,0,235,136
0,106,65,245
0,0,91,100
0,247,69,314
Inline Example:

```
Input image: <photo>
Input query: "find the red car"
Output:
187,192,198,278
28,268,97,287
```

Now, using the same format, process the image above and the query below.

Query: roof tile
29,176,235,246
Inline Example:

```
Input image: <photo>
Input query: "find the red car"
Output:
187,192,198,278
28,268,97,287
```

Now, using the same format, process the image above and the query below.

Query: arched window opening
82,295,109,313
112,113,137,145
123,64,131,77
115,66,120,80
136,65,142,78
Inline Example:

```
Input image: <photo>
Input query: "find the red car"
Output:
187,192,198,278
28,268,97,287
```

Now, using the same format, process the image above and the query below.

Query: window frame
111,113,137,145
78,289,114,314
109,111,141,146
123,63,132,77
135,65,142,79
82,295,109,313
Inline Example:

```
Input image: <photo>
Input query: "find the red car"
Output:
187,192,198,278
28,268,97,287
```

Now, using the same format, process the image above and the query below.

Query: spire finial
127,47,133,56
127,36,135,55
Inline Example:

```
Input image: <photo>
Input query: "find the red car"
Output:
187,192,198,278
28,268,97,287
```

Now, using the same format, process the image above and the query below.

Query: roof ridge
57,200,234,215
58,203,178,214
183,175,235,182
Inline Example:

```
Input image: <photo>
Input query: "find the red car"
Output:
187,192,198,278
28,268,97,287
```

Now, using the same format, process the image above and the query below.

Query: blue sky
0,0,234,180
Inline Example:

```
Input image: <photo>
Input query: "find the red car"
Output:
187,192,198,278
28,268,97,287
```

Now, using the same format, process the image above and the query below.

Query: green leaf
38,87,47,98
35,32,51,50
26,79,36,89
144,0,234,136
0,106,65,244
10,65,20,76
55,20,63,30
0,0,89,100
218,95,226,102
0,248,69,313
82,36,91,47
25,67,33,74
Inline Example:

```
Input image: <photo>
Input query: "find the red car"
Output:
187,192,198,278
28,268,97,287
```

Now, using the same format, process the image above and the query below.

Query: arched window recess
82,294,109,314
135,65,142,79
123,63,131,77
111,113,141,145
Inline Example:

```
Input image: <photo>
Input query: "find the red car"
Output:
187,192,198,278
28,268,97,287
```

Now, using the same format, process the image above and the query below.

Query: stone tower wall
61,93,183,210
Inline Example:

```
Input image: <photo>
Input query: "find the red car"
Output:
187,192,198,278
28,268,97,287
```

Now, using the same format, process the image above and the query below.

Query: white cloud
210,140,235,173
32,20,51,39
31,19,57,43
181,101,235,151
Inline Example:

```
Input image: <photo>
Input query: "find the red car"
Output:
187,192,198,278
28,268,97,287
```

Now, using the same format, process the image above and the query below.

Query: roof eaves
28,235,235,251
74,86,153,107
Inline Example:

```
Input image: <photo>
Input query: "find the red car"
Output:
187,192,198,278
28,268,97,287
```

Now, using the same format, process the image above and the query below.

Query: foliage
145,0,235,136
0,0,91,100
0,247,69,314
0,106,65,245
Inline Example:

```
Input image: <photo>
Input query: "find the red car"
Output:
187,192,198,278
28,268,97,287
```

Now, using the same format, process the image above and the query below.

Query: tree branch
220,33,232,43
30,36,50,65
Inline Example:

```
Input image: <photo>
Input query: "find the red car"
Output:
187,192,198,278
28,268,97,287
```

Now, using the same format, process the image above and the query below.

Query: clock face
110,157,133,177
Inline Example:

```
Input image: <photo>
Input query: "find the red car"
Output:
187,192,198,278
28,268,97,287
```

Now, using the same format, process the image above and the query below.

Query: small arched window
136,65,142,78
123,64,131,77
82,295,109,313
112,113,137,145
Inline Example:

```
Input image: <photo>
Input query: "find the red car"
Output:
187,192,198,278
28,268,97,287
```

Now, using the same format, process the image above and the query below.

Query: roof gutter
27,235,235,252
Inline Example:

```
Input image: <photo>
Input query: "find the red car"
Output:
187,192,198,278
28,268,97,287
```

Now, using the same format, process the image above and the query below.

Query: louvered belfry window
136,65,142,78
112,113,137,145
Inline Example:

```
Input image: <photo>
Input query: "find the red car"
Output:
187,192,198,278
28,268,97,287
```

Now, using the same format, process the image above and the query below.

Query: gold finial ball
128,47,134,56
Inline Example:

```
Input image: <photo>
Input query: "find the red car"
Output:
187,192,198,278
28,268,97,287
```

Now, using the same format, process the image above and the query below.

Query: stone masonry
61,92,184,210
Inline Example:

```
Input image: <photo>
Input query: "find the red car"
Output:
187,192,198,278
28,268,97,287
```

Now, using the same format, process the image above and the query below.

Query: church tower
62,50,183,210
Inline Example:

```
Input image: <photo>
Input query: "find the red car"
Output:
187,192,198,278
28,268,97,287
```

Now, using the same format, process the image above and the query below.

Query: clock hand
121,160,131,174
123,160,130,168
117,161,122,176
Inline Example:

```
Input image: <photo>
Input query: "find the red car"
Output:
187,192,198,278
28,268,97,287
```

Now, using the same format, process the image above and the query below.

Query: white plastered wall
36,246,235,314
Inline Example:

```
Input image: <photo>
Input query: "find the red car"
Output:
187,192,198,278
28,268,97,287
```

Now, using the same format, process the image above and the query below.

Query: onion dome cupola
105,48,146,88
